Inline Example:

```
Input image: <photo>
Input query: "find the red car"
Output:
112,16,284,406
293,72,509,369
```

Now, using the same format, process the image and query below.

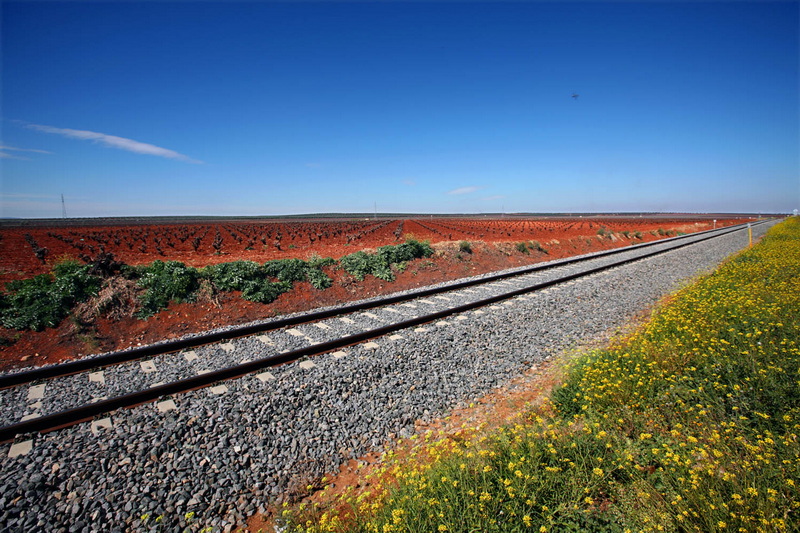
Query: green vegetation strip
0,240,433,331
285,219,799,533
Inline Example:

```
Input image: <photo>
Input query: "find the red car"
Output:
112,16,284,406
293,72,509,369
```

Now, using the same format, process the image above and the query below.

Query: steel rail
0,222,759,391
0,220,767,443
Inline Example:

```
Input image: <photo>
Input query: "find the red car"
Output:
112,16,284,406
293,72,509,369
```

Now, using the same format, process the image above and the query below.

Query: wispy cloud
0,144,52,161
27,123,203,164
0,152,29,161
447,186,481,195
401,179,416,186
0,144,52,154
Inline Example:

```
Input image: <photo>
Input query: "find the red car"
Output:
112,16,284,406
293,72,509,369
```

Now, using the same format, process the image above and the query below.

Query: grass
282,217,800,532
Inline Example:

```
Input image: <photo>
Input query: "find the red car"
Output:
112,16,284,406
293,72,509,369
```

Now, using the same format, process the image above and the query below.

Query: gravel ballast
0,222,775,532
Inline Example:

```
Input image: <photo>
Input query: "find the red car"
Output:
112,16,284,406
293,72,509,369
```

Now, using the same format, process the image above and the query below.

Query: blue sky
1,1,798,218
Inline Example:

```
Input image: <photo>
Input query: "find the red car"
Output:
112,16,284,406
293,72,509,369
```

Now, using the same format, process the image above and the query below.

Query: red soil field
0,216,750,369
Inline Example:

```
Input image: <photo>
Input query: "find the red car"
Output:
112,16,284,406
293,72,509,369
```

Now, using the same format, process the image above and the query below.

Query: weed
459,241,472,254
0,259,101,331
528,240,548,254
263,259,308,283
307,254,336,270
306,268,332,290
134,261,199,318
203,260,292,303
341,240,432,282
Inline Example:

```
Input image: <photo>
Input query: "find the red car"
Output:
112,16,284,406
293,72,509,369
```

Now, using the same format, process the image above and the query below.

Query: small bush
306,268,332,290
341,240,432,282
203,260,296,302
240,280,292,304
263,258,333,290
340,251,382,281
263,258,308,283
378,240,433,264
372,262,395,282
204,260,264,292
516,242,529,254
135,261,199,318
529,240,548,254
0,260,101,331
458,240,472,254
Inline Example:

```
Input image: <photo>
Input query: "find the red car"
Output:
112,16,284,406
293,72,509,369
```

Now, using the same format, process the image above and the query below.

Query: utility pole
61,194,67,218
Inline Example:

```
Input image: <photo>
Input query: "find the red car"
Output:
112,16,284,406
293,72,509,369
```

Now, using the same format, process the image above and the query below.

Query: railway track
0,221,768,443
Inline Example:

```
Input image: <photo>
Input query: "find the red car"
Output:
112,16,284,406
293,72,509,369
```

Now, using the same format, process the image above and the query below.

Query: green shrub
0,260,101,331
263,258,332,290
203,260,264,292
240,280,292,303
396,240,433,261
458,240,472,254
135,260,199,318
372,262,395,282
0,275,56,330
263,258,308,283
339,251,380,281
340,240,432,282
378,240,433,264
202,260,294,303
516,242,529,254
306,268,332,290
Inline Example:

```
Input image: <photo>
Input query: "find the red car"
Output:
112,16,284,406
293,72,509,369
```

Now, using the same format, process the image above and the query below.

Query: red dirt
0,216,750,370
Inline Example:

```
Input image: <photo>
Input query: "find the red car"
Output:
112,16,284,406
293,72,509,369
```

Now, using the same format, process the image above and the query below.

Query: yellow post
748,223,752,247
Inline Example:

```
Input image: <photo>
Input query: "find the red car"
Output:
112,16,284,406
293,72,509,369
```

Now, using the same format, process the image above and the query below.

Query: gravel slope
0,221,775,532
